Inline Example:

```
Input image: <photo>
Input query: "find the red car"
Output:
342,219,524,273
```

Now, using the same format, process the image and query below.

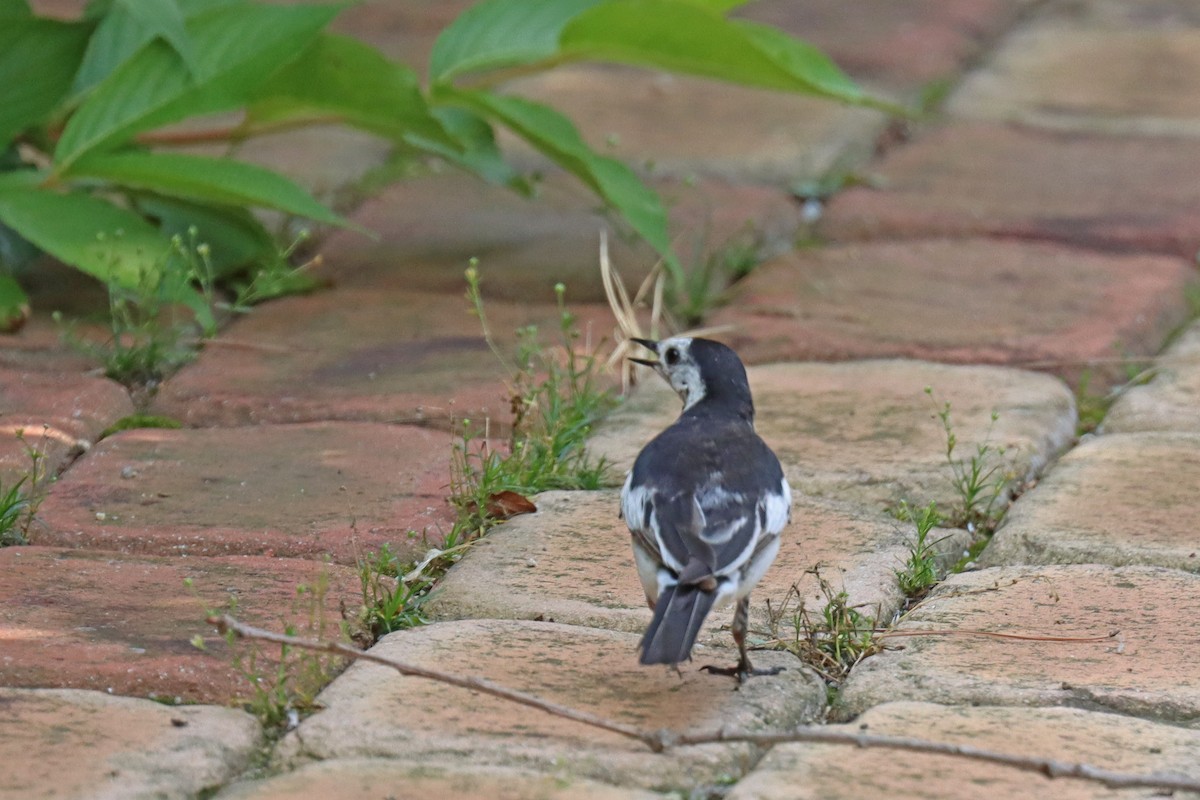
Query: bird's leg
701,596,784,683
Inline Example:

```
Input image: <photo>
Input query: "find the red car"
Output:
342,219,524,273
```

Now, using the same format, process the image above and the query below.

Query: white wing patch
762,478,792,536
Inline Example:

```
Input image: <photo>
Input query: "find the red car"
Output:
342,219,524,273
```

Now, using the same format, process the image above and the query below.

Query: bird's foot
699,662,785,684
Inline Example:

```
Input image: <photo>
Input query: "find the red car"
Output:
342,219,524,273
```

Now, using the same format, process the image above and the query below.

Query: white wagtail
621,336,791,681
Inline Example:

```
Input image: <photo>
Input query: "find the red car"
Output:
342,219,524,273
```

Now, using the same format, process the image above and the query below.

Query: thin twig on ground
210,614,1200,793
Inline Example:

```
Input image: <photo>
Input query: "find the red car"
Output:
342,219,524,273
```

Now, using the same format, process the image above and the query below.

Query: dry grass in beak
598,231,735,393
600,231,667,391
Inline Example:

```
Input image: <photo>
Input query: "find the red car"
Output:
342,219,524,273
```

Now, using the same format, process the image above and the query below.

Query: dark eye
664,347,680,365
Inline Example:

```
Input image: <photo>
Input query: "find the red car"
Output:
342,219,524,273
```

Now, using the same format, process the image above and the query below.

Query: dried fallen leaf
484,490,537,520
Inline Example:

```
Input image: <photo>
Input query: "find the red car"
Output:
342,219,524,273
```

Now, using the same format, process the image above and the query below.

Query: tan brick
429,490,967,648
982,433,1200,571
274,619,823,792
1105,321,1200,433
590,361,1076,513
839,565,1200,721
730,701,1200,800
0,688,260,800
214,759,663,800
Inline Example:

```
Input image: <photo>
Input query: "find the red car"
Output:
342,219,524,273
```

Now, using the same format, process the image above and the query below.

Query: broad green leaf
0,274,30,333
438,88,674,270
134,193,277,278
0,0,30,17
413,107,527,191
0,173,172,286
560,0,869,106
682,0,749,9
247,33,456,150
0,19,92,144
55,3,341,170
74,0,195,94
429,0,603,83
70,151,346,226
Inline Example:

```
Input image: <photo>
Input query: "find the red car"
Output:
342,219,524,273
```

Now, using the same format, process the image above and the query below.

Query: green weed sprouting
352,265,618,643
57,227,318,410
355,543,435,641
56,228,220,406
669,228,765,326
763,570,880,686
0,428,51,547
893,500,947,599
190,571,344,730
450,264,614,538
926,387,1012,534
229,229,323,310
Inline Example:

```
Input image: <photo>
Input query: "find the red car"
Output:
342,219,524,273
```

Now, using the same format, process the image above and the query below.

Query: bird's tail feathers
639,584,717,665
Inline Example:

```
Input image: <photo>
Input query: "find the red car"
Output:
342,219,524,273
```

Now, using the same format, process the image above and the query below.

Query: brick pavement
7,0,1200,797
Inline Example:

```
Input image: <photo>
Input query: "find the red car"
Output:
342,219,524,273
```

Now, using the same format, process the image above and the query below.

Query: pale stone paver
0,688,261,800
214,759,667,800
274,619,823,792
982,433,1200,571
0,547,362,703
428,490,967,646
728,701,1200,800
590,361,1076,513
1105,320,1200,433
33,422,455,563
948,5,1200,136
838,564,1200,721
708,239,1197,389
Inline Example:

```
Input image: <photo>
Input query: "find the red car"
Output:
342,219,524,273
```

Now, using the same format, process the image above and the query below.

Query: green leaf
246,33,456,150
415,107,527,191
69,151,346,226
438,88,674,271
560,0,871,106
174,0,245,17
0,0,31,17
55,3,341,170
74,0,195,94
429,0,603,83
133,194,276,278
680,0,749,9
0,274,30,334
0,19,92,144
0,173,172,286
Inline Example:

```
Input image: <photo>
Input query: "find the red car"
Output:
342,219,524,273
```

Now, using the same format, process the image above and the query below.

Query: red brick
820,122,1200,259
34,423,456,563
151,286,619,432
0,367,133,485
0,547,362,704
710,238,1197,388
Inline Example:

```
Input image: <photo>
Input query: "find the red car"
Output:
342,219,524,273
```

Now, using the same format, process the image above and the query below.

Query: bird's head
629,337,754,421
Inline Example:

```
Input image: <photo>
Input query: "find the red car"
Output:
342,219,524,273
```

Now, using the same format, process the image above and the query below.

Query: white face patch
655,337,707,411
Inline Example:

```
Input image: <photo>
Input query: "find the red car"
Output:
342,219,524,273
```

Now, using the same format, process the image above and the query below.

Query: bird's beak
628,338,659,368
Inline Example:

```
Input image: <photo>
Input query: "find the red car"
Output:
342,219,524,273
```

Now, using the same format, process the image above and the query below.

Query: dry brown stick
666,728,1200,792
875,628,1118,644
209,615,657,749
212,614,1200,793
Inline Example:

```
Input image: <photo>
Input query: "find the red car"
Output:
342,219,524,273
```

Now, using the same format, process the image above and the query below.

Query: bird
621,336,791,682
